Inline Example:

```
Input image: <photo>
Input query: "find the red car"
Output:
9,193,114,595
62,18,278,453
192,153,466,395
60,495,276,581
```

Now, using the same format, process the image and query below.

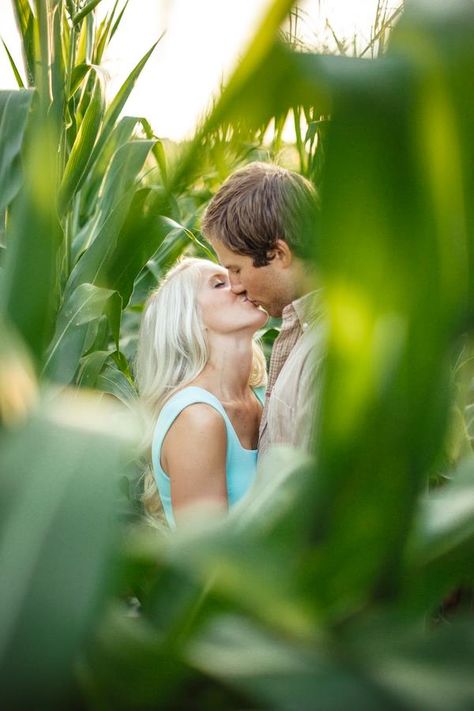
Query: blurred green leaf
340,615,474,711
0,90,33,213
187,614,393,711
402,455,474,611
0,390,136,708
0,315,37,427
1,114,63,364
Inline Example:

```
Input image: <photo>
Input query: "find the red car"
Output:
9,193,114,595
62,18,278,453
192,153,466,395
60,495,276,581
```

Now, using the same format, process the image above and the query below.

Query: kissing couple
136,161,323,527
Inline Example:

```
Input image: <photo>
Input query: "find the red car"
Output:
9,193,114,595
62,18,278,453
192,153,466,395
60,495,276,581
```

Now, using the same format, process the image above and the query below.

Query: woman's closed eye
214,280,227,288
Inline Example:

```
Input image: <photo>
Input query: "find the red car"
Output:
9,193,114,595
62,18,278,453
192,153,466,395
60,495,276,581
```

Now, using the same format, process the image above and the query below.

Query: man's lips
238,294,266,311
242,296,259,306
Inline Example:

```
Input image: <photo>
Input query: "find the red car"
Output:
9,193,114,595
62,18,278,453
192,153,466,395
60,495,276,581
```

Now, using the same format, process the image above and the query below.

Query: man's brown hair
201,161,319,267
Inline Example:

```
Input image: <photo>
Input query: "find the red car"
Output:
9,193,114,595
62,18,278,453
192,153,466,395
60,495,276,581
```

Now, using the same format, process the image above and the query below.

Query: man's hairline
208,235,254,271
208,234,295,271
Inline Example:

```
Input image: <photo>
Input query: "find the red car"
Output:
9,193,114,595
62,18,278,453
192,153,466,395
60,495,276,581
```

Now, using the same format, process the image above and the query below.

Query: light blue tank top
152,385,265,527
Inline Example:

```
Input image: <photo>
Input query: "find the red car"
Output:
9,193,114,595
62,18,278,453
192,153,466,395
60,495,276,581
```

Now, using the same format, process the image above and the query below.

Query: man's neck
289,258,319,303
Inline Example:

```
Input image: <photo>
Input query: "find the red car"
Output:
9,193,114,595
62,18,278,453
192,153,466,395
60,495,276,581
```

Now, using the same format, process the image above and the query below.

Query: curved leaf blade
43,283,122,384
58,73,105,214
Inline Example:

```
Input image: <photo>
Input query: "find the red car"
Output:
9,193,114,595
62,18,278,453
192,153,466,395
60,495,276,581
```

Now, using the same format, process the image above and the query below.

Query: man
202,161,325,458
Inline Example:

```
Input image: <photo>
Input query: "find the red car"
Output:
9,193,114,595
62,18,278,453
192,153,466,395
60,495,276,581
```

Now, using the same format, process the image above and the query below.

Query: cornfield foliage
0,0,473,709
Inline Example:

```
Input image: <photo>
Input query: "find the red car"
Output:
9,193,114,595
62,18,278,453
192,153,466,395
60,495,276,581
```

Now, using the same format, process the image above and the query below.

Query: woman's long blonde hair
135,257,267,519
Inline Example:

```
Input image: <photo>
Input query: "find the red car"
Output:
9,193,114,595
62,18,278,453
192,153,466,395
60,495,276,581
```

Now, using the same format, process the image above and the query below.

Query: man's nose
229,274,245,294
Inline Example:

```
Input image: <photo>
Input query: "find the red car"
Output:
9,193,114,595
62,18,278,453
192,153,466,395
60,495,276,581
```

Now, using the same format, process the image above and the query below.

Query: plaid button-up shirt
258,290,325,458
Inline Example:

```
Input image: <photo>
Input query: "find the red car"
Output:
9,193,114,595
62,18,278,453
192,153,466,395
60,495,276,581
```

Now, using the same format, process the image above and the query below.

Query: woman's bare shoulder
171,402,226,435
162,403,227,477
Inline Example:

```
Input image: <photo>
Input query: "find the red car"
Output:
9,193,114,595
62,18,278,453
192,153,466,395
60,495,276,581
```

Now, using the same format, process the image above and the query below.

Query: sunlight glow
0,1,402,140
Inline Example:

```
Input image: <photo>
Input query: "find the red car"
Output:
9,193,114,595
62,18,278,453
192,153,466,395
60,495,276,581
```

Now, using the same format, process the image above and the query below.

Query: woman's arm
161,403,228,521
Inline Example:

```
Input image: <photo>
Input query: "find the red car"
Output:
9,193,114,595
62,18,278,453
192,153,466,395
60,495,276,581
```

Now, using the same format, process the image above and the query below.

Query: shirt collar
282,290,323,330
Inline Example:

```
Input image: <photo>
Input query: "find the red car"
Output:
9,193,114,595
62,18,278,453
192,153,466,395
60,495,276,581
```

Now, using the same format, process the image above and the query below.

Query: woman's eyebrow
208,272,227,283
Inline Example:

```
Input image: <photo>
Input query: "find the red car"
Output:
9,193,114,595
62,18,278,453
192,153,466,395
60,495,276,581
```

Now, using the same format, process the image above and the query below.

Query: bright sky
0,0,401,140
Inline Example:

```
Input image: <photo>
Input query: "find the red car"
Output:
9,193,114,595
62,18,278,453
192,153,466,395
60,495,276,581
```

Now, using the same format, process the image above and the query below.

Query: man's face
210,240,291,318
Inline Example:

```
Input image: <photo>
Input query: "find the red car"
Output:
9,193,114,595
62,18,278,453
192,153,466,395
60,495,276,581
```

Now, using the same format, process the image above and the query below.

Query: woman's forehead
199,262,228,279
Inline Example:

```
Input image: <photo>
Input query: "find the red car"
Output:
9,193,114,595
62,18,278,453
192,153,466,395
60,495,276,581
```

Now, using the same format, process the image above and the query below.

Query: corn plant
0,0,194,400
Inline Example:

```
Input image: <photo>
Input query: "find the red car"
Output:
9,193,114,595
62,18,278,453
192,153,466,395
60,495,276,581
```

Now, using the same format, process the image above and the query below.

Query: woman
136,257,268,527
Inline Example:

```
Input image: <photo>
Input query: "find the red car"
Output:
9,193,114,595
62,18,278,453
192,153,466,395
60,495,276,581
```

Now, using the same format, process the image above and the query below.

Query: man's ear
268,239,292,267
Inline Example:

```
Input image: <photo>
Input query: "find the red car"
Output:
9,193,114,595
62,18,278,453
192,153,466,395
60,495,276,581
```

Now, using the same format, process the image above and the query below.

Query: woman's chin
257,309,270,327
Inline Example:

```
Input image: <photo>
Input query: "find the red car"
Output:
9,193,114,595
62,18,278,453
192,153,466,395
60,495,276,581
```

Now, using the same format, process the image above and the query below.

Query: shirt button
302,322,308,330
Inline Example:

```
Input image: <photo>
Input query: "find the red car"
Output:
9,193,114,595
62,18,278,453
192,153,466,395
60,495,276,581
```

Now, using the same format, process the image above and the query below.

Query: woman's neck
192,334,254,401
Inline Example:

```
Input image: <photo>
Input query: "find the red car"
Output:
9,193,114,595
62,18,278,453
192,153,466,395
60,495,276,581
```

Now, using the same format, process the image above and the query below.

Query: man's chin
265,305,283,319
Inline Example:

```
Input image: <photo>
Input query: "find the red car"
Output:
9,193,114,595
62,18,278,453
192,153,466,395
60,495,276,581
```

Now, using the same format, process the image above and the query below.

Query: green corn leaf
402,456,474,611
87,38,162,170
139,117,168,186
110,0,130,40
43,283,122,384
10,0,34,39
10,0,35,86
60,3,71,71
93,17,111,65
77,115,140,215
94,187,183,308
66,139,154,293
158,520,314,641
58,73,105,215
33,0,52,109
76,12,90,65
1,111,62,364
65,0,75,20
0,90,34,214
82,314,109,356
72,0,105,26
340,615,474,711
68,63,92,99
77,349,113,388
78,351,135,403
50,1,64,124
93,0,121,64
0,390,136,707
186,614,387,711
1,39,25,88
96,357,137,406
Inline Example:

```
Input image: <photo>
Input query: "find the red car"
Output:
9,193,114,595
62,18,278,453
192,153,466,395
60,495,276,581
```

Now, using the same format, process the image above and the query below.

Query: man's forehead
211,241,248,268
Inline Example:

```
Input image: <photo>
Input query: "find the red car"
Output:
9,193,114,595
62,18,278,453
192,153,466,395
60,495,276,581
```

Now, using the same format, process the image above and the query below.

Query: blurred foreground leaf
0,389,138,708
0,90,33,214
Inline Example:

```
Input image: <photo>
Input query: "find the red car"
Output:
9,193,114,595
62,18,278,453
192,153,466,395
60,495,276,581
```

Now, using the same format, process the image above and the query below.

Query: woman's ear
268,238,292,268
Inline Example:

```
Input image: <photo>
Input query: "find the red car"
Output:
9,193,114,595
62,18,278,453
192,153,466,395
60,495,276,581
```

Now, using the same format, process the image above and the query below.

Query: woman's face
197,263,268,335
